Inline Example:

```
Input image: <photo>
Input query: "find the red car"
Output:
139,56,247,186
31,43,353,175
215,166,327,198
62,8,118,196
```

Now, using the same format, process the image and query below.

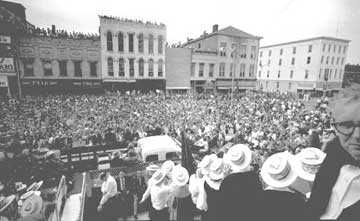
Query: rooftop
260,36,351,49
99,15,166,28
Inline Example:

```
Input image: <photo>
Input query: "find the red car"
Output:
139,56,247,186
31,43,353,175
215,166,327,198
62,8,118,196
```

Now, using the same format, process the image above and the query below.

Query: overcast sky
15,0,360,64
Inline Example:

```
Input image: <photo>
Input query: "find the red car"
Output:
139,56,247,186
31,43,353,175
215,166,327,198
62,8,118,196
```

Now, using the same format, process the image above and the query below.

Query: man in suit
218,144,263,221
307,94,360,221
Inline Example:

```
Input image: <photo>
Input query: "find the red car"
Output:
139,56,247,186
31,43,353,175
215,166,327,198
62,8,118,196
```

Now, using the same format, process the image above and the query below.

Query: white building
258,37,350,93
99,16,166,91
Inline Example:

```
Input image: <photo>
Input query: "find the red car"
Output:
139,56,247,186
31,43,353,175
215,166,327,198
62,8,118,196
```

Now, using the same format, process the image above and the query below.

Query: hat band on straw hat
302,163,320,175
270,162,291,181
230,153,245,165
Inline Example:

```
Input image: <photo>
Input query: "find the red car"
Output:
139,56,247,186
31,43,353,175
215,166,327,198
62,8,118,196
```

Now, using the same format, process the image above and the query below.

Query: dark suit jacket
258,190,306,221
306,137,360,221
218,171,263,221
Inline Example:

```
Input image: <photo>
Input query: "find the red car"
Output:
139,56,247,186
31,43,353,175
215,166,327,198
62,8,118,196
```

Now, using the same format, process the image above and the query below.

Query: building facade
18,36,102,94
258,37,350,93
165,47,191,92
99,16,166,92
182,25,261,92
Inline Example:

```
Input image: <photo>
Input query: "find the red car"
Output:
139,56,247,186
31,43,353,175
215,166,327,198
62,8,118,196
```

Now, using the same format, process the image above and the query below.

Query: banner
0,58,15,73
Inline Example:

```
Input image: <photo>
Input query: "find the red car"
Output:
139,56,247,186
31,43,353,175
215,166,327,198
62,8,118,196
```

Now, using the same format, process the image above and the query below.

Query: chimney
212,24,218,33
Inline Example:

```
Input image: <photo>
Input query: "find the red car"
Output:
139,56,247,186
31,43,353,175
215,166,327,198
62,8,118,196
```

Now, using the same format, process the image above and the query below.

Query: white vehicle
138,135,181,162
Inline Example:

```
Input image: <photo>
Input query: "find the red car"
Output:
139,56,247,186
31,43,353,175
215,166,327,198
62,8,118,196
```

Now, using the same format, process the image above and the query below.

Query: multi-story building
18,34,102,94
258,37,350,94
99,16,166,91
181,25,262,92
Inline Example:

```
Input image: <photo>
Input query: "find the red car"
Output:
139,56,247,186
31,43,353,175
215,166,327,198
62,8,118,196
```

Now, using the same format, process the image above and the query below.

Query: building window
288,82,292,90
23,59,34,76
319,68,322,79
129,58,135,77
148,59,154,76
158,35,164,54
138,34,144,53
259,60,262,67
107,57,114,76
250,46,256,59
333,45,336,53
321,56,324,64
336,57,340,65
107,31,113,51
334,69,337,79
74,60,82,77
329,69,332,79
128,33,134,52
119,58,125,76
328,44,331,52
198,43,201,49
305,70,309,79
260,51,263,57
291,57,295,65
249,64,255,77
191,63,195,77
229,63,233,77
290,70,293,79
326,56,329,65
90,61,97,76
308,45,312,53
338,46,341,54
307,57,311,64
276,82,279,89
341,57,345,65
258,70,261,78
118,32,124,52
280,48,283,55
331,57,334,65
199,63,204,77
158,59,164,77
278,58,282,66
266,70,270,78
219,63,225,76
339,69,343,79
268,50,272,57
240,63,246,77
292,47,296,54
343,46,347,54
42,60,52,76
240,45,247,58
277,70,280,78
148,34,154,54
220,42,227,57
323,44,326,52
209,64,214,77
268,59,271,65
138,58,144,77
59,60,67,76
324,68,329,81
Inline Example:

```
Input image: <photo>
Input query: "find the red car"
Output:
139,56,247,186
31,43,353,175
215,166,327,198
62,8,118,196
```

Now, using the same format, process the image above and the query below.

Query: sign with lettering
0,58,15,73
0,35,11,44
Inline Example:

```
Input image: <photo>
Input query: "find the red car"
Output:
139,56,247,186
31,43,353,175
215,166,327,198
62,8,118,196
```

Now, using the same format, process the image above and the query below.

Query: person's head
332,94,360,161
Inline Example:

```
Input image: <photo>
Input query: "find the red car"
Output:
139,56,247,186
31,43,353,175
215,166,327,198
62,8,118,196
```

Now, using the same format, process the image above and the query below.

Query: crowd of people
99,15,166,27
26,26,100,40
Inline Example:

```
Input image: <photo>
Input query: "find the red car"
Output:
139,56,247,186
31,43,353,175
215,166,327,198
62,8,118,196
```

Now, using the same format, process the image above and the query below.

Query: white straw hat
261,152,298,189
294,147,326,181
224,144,252,173
162,160,175,173
172,165,190,186
151,170,167,185
205,158,225,190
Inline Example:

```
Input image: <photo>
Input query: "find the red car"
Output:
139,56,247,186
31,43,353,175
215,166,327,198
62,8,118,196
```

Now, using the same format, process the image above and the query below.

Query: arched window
107,57,113,76
148,59,154,76
138,34,144,53
158,59,163,77
158,35,163,54
107,31,113,51
138,58,144,76
119,58,125,76
148,34,154,54
118,32,124,52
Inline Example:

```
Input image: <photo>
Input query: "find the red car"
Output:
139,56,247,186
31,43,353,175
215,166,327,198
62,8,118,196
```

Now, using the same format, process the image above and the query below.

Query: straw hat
198,155,214,175
146,164,160,172
224,144,252,173
172,165,190,187
161,160,175,174
20,195,43,217
294,147,326,181
205,158,225,190
260,152,298,189
151,170,167,185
